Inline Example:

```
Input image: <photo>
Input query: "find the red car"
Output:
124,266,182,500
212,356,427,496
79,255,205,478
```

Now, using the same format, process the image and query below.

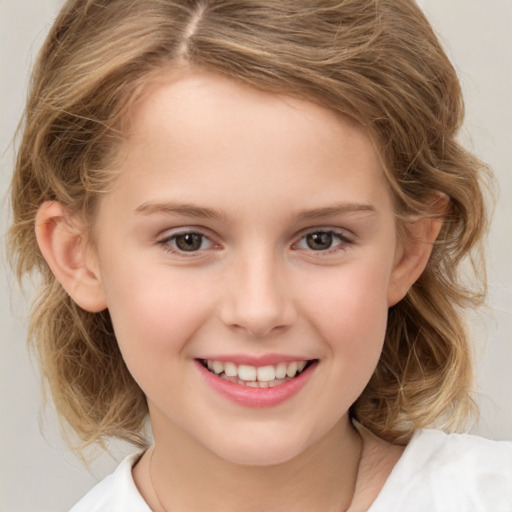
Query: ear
35,201,107,312
387,195,448,307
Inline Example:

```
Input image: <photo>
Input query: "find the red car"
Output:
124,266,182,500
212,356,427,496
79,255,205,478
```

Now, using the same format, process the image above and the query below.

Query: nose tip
230,310,288,338
219,262,296,338
223,292,295,338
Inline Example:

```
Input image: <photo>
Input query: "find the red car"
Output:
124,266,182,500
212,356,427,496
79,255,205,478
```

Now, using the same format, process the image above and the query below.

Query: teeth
286,362,298,378
297,361,307,372
257,365,276,382
275,363,287,379
238,364,257,381
203,359,311,386
212,361,224,374
224,362,238,377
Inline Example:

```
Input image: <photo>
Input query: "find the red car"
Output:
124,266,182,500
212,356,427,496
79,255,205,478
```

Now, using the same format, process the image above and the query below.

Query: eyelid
157,227,218,255
292,227,354,253
297,226,354,241
155,226,355,257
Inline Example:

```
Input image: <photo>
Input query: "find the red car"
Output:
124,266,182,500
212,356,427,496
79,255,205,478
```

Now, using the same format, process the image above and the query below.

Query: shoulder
69,453,151,512
369,429,512,512
398,429,512,475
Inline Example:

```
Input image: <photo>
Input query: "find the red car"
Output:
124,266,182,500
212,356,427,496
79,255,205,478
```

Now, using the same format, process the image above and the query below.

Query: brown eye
294,229,351,254
174,233,205,252
158,230,215,256
305,231,334,250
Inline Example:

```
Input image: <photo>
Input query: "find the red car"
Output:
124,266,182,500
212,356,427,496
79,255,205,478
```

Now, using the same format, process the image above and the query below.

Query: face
91,68,403,465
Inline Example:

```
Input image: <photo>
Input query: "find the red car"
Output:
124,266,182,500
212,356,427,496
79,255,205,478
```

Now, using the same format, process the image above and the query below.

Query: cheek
303,261,391,373
286,263,391,435
99,262,213,374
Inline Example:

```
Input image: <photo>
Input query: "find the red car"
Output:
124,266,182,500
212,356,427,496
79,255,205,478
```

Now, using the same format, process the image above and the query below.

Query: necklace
148,446,168,512
148,431,364,512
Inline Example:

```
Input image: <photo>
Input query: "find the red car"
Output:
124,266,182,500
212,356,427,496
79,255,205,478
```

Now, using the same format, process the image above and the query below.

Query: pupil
176,233,202,251
307,232,333,250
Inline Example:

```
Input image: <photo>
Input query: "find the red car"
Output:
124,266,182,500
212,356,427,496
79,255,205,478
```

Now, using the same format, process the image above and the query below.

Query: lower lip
195,360,317,408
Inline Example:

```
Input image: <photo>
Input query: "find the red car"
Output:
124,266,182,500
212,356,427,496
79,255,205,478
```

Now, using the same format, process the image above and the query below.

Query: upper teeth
206,360,308,382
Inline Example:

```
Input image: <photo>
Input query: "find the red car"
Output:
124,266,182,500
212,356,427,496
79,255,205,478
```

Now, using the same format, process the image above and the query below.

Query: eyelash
158,230,216,256
157,228,353,257
293,229,353,255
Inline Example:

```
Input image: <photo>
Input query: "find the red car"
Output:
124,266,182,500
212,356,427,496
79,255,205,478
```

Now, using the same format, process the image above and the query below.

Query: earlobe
35,201,107,312
387,215,444,307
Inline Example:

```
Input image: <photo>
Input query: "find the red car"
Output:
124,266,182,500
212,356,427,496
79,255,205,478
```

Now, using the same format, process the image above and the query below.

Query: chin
206,430,312,467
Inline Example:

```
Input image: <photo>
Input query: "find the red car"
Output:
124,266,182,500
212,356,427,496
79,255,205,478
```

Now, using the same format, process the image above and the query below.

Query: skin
36,67,441,511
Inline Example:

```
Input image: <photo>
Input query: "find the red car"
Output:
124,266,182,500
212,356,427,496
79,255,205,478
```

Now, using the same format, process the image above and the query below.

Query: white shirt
70,429,512,512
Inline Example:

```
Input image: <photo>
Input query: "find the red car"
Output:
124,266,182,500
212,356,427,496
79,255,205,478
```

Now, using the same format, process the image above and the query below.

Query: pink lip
197,353,310,366
195,359,317,408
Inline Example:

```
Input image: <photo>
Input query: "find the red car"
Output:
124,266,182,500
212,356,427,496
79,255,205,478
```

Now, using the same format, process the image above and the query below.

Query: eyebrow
135,201,376,222
295,203,376,221
135,201,229,222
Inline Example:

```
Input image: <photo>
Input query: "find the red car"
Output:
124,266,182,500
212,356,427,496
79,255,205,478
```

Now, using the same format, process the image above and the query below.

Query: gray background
1,1,511,510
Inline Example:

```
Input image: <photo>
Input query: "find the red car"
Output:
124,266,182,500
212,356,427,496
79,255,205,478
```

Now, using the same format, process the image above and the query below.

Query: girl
8,0,512,510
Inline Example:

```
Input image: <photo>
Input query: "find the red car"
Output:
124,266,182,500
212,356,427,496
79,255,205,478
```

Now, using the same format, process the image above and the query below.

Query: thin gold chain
148,431,364,512
149,445,168,512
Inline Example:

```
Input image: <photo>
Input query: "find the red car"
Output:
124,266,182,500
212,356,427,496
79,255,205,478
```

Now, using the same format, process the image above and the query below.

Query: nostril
218,269,297,337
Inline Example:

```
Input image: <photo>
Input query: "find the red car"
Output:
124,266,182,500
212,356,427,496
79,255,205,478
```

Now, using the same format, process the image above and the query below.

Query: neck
136,414,363,512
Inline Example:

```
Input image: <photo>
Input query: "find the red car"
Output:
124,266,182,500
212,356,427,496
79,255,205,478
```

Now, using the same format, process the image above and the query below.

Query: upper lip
196,353,315,366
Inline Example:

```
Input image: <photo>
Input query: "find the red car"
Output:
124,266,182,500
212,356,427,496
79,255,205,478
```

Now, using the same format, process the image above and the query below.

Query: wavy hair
8,0,491,450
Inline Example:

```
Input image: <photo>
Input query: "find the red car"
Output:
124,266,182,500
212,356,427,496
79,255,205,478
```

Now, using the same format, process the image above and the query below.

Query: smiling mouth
198,359,317,388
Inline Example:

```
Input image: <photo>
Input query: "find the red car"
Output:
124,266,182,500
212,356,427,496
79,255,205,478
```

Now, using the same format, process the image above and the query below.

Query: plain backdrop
1,1,511,511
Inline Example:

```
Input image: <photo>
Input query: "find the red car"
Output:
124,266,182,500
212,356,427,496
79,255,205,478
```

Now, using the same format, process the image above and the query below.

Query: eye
159,231,214,253
295,230,351,252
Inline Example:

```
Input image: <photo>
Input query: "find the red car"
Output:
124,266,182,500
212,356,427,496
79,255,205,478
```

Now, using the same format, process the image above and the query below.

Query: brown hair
8,0,491,450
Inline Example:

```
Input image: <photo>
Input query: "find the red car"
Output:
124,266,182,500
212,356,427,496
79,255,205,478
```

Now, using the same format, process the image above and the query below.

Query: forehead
106,67,392,218
128,67,367,144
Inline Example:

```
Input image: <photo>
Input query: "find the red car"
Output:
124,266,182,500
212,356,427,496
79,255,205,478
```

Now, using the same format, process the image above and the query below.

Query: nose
219,252,297,338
